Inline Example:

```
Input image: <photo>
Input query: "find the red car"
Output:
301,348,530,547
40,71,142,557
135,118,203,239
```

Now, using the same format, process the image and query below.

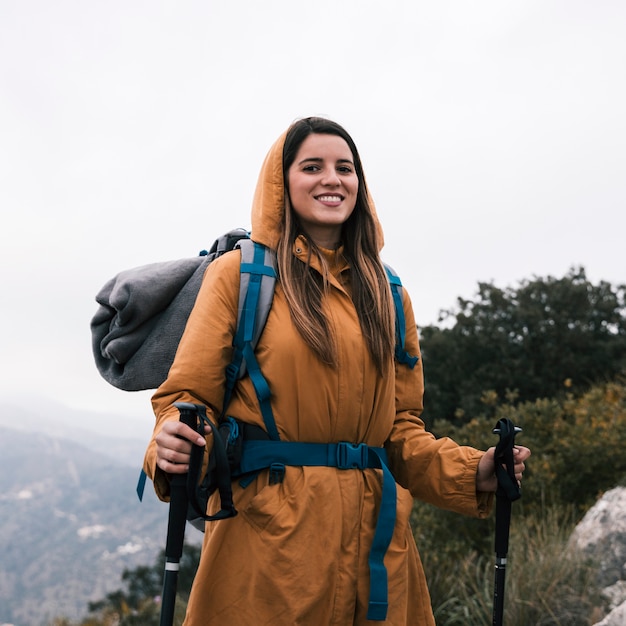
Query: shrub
424,506,602,625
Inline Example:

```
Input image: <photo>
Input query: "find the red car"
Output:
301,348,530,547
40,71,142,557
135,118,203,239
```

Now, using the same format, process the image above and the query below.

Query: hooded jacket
144,126,492,625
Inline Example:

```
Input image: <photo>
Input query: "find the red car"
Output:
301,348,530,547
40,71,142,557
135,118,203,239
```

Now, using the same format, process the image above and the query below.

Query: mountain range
0,397,202,626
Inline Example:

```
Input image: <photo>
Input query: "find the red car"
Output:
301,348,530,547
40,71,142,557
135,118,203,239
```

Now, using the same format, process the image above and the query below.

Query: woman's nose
321,168,341,186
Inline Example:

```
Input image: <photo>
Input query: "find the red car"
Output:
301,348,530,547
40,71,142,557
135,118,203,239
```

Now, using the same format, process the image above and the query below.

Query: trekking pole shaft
492,493,513,626
159,472,187,626
493,553,507,625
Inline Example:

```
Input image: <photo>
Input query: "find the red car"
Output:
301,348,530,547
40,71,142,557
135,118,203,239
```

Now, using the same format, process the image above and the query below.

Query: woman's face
287,133,358,248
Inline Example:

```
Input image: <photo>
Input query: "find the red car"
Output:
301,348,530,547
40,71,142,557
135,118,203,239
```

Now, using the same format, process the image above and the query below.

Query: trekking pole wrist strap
179,403,238,522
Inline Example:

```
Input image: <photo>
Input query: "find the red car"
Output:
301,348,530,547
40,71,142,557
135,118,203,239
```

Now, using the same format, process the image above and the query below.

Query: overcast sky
1,1,624,427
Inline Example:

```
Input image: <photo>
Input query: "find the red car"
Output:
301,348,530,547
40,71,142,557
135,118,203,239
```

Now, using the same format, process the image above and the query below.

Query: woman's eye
338,166,353,174
302,165,320,172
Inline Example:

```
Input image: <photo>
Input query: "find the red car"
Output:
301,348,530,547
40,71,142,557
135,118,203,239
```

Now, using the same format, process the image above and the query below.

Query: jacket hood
249,125,384,251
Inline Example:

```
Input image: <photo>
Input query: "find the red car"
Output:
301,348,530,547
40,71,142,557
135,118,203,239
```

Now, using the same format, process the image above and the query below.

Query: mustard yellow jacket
144,128,492,625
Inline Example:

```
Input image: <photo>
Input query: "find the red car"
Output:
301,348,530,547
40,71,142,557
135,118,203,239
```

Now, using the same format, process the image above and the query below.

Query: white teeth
317,195,342,202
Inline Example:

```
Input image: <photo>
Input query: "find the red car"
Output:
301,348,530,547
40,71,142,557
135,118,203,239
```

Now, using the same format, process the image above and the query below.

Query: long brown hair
277,117,395,374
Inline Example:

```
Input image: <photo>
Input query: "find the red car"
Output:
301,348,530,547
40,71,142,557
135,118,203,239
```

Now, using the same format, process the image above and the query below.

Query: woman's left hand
476,445,531,493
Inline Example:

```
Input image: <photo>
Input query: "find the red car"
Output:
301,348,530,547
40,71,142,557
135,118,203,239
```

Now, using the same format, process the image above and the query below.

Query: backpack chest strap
238,440,396,622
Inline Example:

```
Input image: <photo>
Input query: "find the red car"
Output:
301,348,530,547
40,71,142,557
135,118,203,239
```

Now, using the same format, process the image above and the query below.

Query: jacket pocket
240,466,306,537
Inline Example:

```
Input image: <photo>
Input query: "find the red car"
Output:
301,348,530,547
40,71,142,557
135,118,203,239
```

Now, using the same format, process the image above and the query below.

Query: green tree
419,267,626,425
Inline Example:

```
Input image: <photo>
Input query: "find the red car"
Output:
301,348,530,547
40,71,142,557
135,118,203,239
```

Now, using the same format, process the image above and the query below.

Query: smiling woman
142,116,530,625
277,117,395,371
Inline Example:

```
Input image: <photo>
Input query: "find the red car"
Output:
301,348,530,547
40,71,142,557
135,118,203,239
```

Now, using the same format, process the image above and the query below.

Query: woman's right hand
155,420,207,474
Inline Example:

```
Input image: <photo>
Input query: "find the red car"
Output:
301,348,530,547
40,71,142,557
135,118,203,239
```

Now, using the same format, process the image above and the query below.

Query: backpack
92,229,417,525
166,232,418,532
92,228,418,621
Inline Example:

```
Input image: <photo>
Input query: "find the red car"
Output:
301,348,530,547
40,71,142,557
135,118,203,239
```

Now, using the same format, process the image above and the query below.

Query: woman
144,117,530,625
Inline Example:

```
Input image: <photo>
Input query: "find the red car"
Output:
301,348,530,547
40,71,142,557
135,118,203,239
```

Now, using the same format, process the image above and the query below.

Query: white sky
1,0,624,424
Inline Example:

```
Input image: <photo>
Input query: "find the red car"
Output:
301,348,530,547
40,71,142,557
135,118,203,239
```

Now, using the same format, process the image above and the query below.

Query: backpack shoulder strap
384,264,419,369
223,239,280,440
236,239,277,361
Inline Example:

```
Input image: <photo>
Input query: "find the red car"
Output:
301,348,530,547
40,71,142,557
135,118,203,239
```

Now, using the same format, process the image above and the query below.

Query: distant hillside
0,396,154,467
0,414,202,625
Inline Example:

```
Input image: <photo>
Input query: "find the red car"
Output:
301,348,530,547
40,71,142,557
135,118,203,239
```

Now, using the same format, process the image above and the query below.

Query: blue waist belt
238,440,396,622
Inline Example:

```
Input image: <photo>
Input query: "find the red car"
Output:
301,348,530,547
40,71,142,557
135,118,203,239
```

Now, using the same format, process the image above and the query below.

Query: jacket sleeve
385,288,493,519
142,252,241,501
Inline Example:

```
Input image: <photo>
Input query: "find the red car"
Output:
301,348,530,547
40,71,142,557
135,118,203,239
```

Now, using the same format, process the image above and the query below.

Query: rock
593,601,626,626
570,486,626,588
570,486,626,626
602,581,626,611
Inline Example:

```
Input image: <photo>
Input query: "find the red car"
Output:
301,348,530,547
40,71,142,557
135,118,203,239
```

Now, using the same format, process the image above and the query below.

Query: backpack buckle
336,442,369,470
269,462,286,484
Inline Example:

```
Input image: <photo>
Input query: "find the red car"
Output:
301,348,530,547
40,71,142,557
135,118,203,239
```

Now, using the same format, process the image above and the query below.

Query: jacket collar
292,235,350,293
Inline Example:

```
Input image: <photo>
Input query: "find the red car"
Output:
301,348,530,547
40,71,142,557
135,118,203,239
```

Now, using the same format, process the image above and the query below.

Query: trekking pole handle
174,402,201,431
492,424,522,437
493,418,522,502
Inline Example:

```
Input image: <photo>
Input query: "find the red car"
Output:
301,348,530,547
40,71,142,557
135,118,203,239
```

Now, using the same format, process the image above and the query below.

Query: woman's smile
315,194,345,206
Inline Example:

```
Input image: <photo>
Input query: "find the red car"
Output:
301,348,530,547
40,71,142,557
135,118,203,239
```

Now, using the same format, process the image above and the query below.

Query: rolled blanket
91,255,208,390
91,228,248,391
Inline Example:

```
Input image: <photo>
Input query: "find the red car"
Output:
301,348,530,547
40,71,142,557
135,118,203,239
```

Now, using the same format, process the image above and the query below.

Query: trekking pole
492,418,522,626
159,402,198,626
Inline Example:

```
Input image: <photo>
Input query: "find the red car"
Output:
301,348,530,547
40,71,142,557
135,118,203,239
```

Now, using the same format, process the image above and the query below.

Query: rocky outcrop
570,486,626,626
593,601,626,626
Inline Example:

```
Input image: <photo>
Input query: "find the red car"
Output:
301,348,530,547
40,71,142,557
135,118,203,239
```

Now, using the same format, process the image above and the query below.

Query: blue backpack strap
385,264,419,369
224,240,280,440
136,468,148,501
